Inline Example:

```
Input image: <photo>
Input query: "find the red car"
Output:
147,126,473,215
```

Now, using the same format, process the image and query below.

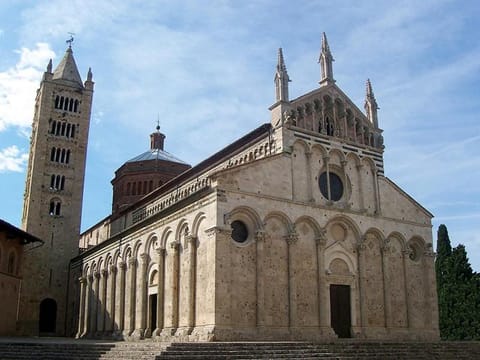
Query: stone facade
71,35,439,341
0,219,43,336
19,46,93,336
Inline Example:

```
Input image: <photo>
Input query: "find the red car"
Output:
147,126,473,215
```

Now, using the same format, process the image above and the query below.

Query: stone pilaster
255,230,266,328
126,257,137,336
356,238,367,337
161,241,179,336
153,248,165,336
132,253,149,339
315,232,335,337
285,229,298,328
97,269,108,336
356,164,365,212
91,272,100,336
402,248,413,329
76,276,87,338
381,239,392,331
106,265,117,335
116,261,126,337
83,274,94,337
186,235,198,333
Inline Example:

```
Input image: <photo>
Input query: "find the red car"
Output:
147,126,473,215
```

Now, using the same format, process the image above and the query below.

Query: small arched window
74,100,79,113
54,96,60,109
71,124,76,138
59,96,64,110
50,147,56,162
66,150,70,164
50,174,55,188
63,97,69,111
61,149,66,163
69,98,74,112
132,182,137,196
60,176,65,190
126,182,131,196
50,120,56,134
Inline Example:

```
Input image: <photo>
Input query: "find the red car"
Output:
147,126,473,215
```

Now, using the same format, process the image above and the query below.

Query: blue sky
0,1,479,270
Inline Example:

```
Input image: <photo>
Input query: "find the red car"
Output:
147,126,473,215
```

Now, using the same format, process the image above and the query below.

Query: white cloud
0,146,29,172
0,43,55,131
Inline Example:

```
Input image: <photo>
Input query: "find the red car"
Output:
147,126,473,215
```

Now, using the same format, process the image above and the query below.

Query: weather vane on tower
66,32,75,48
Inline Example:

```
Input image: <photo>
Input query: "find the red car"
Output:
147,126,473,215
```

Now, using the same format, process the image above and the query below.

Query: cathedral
20,34,440,341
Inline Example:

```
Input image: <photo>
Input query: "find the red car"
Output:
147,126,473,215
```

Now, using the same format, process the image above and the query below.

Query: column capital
140,252,149,263
185,235,198,249
340,159,348,167
94,271,101,279
381,238,391,254
255,230,267,243
101,269,108,277
285,230,298,245
78,276,87,284
128,257,137,267
356,163,364,170
87,274,94,283
169,241,180,251
322,155,330,163
156,247,166,256
109,265,117,274
118,261,126,270
315,230,327,247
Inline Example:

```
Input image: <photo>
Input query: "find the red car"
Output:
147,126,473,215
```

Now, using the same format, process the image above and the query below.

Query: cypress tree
436,224,480,340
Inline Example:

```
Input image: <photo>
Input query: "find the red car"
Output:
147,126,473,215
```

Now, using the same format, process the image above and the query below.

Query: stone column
126,257,137,336
153,248,165,336
97,269,108,335
356,164,365,211
423,247,437,334
285,229,298,329
315,233,334,336
381,239,392,332
133,253,148,338
117,261,126,335
91,272,100,335
402,248,412,329
323,155,331,203
107,265,117,335
186,235,198,333
255,230,266,329
372,170,381,214
356,238,367,336
340,160,349,207
76,276,87,338
305,150,314,202
83,274,94,337
170,242,180,332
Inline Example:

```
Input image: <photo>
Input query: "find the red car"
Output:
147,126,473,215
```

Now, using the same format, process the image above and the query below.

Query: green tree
435,224,480,340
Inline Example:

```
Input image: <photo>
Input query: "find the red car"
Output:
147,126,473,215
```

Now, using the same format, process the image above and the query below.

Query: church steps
0,341,479,359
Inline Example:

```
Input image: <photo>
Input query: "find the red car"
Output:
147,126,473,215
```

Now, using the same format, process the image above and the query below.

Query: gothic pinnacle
274,47,290,102
319,32,335,86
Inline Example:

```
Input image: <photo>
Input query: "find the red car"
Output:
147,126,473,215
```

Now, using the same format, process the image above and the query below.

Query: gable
379,177,433,225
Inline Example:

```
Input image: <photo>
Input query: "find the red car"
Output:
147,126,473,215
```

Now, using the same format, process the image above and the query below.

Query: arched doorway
39,298,57,334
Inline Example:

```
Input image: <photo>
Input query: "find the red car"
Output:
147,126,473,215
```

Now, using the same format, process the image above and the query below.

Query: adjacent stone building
71,34,439,341
0,219,43,336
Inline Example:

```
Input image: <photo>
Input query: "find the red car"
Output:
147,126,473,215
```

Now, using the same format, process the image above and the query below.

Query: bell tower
19,43,94,336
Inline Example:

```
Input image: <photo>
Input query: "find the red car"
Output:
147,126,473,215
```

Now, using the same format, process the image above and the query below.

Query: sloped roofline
0,219,44,245
384,177,434,218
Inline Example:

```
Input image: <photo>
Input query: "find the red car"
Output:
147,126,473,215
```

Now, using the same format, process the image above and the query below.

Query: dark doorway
149,294,158,333
39,298,57,334
330,284,351,338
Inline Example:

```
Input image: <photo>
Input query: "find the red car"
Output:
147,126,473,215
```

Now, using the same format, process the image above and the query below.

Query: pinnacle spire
47,59,52,73
274,48,290,102
52,47,83,88
364,79,379,128
319,32,335,86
